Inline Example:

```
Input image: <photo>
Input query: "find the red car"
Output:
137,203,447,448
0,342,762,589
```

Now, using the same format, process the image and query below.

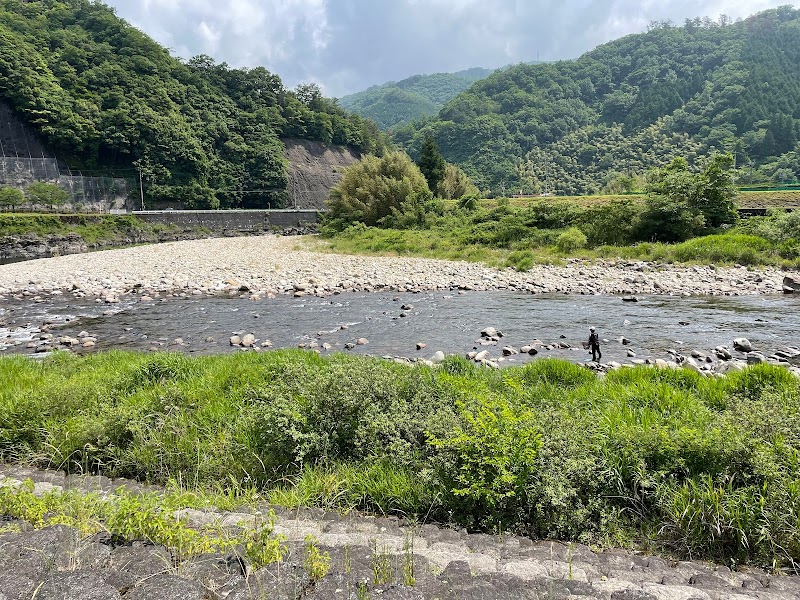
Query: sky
103,0,792,97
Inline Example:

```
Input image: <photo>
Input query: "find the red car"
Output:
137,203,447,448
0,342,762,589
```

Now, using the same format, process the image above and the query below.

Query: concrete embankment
1,465,798,600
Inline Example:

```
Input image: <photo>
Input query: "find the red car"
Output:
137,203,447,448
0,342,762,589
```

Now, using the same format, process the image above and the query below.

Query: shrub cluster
2,350,800,568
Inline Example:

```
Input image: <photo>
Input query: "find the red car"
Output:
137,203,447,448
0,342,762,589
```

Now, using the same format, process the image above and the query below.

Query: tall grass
317,212,800,268
2,350,800,568
0,214,189,245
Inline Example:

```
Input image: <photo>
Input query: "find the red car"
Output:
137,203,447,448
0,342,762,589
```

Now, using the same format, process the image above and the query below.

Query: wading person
588,326,601,362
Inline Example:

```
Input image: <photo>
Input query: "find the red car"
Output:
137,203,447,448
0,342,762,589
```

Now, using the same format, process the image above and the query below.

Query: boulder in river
783,276,800,294
430,351,445,364
474,350,490,362
747,352,767,365
733,338,753,353
229,336,241,346
622,296,639,302
480,326,502,338
715,346,732,360
356,338,369,345
241,334,256,347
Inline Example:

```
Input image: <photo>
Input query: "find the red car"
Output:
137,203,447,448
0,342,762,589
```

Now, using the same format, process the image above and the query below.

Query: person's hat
590,326,595,331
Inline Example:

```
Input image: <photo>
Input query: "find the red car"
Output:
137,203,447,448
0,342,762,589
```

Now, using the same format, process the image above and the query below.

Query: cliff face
284,138,359,210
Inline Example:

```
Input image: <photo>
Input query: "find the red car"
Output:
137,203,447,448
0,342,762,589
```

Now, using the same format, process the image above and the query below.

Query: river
2,291,800,365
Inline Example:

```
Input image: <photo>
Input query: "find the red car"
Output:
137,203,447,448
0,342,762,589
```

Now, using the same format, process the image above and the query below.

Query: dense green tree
0,0,387,209
25,182,69,211
437,163,479,200
327,152,430,226
646,153,738,229
417,137,446,193
0,186,24,211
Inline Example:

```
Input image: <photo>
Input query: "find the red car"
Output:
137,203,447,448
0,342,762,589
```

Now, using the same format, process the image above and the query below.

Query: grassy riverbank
317,224,800,270
317,199,800,270
0,214,186,244
2,350,800,568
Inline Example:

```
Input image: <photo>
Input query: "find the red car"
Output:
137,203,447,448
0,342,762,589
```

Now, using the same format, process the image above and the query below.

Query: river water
2,291,800,365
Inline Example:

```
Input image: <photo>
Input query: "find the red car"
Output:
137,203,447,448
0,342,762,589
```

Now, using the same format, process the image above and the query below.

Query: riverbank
2,350,800,571
0,235,792,299
2,465,797,600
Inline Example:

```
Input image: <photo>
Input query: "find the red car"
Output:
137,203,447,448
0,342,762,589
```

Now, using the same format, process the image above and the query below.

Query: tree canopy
339,68,493,130
0,0,387,208
393,7,800,195
327,152,430,227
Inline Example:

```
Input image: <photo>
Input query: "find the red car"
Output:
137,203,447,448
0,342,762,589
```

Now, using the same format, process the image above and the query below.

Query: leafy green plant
371,539,393,585
555,227,588,253
304,535,332,582
429,394,542,527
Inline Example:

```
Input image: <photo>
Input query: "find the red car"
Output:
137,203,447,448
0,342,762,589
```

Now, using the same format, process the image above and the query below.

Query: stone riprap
0,235,792,300
1,466,799,600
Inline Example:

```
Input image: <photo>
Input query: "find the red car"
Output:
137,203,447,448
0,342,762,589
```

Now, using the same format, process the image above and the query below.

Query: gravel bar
0,235,791,299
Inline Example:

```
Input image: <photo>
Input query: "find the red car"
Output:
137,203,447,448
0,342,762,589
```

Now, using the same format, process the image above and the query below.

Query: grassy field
505,190,800,210
2,349,800,568
315,225,800,269
0,213,191,244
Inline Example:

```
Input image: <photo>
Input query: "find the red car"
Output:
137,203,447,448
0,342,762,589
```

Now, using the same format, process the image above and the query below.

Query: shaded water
2,291,799,365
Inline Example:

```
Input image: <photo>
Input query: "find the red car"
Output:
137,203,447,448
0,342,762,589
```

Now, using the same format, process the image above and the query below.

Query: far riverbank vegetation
319,147,800,269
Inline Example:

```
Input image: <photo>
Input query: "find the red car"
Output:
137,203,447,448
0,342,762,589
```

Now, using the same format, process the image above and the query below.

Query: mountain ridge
392,7,800,195
339,67,495,130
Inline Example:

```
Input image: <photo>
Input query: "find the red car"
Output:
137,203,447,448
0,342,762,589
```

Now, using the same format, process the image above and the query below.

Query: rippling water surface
2,291,800,364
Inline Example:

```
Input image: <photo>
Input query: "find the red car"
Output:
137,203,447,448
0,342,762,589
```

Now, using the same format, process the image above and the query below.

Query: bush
437,163,479,200
327,152,430,227
637,195,705,242
0,187,24,211
25,182,69,211
555,227,587,253
505,250,534,271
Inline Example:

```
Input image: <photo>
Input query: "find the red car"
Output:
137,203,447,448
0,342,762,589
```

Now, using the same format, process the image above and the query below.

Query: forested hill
339,68,494,130
394,7,800,196
0,0,387,209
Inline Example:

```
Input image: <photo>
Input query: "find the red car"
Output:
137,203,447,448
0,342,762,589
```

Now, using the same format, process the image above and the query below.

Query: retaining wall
133,209,320,232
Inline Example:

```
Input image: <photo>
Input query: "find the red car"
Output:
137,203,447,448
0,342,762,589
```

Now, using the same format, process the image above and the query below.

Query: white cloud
104,0,792,96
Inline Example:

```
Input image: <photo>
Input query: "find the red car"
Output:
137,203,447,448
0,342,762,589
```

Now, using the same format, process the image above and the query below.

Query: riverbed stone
733,338,753,352
36,571,121,600
124,575,204,600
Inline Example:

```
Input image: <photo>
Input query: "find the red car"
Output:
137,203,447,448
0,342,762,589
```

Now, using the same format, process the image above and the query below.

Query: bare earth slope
284,139,360,210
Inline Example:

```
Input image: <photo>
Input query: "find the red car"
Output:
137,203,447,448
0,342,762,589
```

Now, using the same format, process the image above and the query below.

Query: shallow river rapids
2,291,800,366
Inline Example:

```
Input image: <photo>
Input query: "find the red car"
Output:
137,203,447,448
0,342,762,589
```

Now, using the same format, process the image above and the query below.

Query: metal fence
0,157,132,212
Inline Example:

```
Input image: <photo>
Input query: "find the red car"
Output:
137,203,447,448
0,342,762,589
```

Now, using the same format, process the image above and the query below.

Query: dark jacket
588,332,600,346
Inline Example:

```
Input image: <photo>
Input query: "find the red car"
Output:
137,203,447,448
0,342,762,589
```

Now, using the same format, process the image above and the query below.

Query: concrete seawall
133,209,320,232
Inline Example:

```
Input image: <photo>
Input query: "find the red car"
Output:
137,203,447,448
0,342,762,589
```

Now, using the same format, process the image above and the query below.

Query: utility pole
138,167,145,211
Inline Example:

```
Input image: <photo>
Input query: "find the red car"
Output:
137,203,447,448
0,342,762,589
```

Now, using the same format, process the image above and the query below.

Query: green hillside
0,0,387,209
394,8,800,195
339,68,493,130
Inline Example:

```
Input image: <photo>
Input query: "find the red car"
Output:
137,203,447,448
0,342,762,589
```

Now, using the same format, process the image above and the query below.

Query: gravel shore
0,234,791,299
